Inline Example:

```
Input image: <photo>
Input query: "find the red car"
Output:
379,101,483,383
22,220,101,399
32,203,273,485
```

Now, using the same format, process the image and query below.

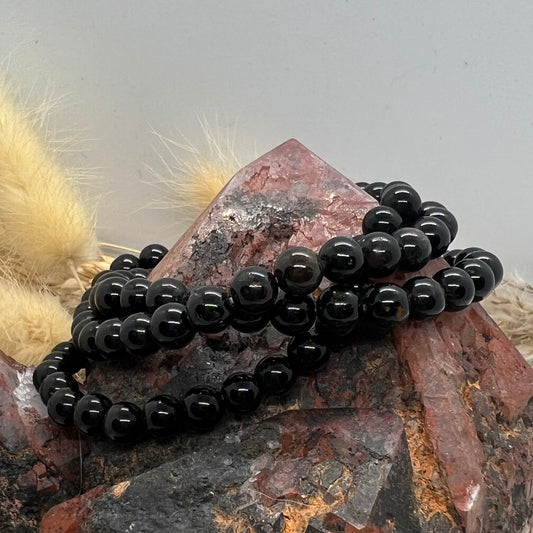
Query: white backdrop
1,1,532,281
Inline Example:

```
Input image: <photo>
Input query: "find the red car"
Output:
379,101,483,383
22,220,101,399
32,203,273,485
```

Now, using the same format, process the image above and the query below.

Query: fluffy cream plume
147,118,242,217
484,274,533,365
0,279,71,366
0,82,98,286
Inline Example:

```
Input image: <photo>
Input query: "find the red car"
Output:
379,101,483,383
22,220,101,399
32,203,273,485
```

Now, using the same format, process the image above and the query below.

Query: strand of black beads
32,183,503,444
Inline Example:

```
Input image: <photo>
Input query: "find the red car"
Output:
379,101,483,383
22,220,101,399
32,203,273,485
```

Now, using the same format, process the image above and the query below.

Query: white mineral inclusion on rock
13,367,47,417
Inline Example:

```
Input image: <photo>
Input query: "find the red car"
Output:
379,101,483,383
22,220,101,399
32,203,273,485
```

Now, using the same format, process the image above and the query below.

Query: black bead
80,288,91,302
186,286,234,334
128,268,151,279
421,206,458,241
413,216,451,258
90,276,128,317
274,246,323,296
47,388,83,426
380,181,412,197
420,200,446,213
91,269,129,287
221,373,262,413
150,303,195,347
316,285,359,331
463,250,503,287
73,393,112,436
363,181,387,201
356,181,369,188
39,372,79,405
287,334,330,375
455,247,485,264
402,276,446,320
230,267,278,314
103,402,145,442
433,267,475,311
442,249,463,266
138,243,168,269
254,355,296,396
380,184,422,223
145,278,189,312
362,206,403,235
231,309,270,334
120,278,151,314
73,301,93,317
318,236,364,283
184,386,225,429
94,318,124,358
33,359,65,390
144,395,186,438
72,310,97,330
360,232,401,278
363,284,410,324
43,349,87,374
119,312,157,355
77,321,107,361
109,254,139,271
392,227,432,272
71,316,97,350
455,259,496,302
270,295,316,335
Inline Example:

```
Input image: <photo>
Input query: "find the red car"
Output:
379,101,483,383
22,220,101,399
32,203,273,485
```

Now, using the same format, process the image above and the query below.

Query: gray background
1,1,532,281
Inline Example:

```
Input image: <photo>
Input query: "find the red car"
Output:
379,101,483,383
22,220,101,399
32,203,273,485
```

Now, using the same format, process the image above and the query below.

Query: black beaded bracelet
32,181,503,443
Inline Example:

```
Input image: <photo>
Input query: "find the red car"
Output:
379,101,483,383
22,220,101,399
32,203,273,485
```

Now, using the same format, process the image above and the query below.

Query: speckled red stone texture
2,140,532,533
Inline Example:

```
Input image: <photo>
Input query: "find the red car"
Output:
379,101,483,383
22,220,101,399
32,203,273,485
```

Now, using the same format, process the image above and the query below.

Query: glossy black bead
72,310,97,330
463,250,503,287
39,372,79,405
144,395,186,437
287,333,330,375
392,227,432,272
103,402,144,442
363,284,410,324
414,216,451,258
90,276,128,317
47,388,83,426
362,206,403,235
91,269,129,287
274,246,323,296
94,318,124,358
33,359,65,390
380,184,422,223
380,181,411,197
221,373,262,413
119,312,157,355
363,181,387,201
50,340,81,358
138,243,168,269
109,254,139,271
186,286,234,334
73,301,93,317
455,259,496,302
433,267,475,311
150,303,195,347
360,232,401,278
184,386,225,429
81,288,91,301
316,285,359,330
128,267,151,279
77,321,107,361
442,249,463,266
120,278,151,314
254,355,296,396
356,181,369,188
455,247,485,264
230,267,278,314
71,316,96,350
270,295,316,335
43,349,87,374
145,278,189,312
73,393,112,436
403,276,446,320
421,207,458,241
231,309,270,334
420,200,446,213
318,236,364,283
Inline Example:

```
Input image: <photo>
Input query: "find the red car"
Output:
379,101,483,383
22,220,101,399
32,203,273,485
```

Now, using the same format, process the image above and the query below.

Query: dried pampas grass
483,274,533,365
0,81,98,287
147,117,242,217
0,279,71,366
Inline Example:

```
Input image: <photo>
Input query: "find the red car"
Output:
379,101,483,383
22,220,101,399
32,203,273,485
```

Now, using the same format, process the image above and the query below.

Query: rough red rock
1,139,532,532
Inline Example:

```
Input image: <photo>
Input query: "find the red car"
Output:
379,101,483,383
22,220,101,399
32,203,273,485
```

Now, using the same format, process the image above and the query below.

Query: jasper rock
2,139,533,532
